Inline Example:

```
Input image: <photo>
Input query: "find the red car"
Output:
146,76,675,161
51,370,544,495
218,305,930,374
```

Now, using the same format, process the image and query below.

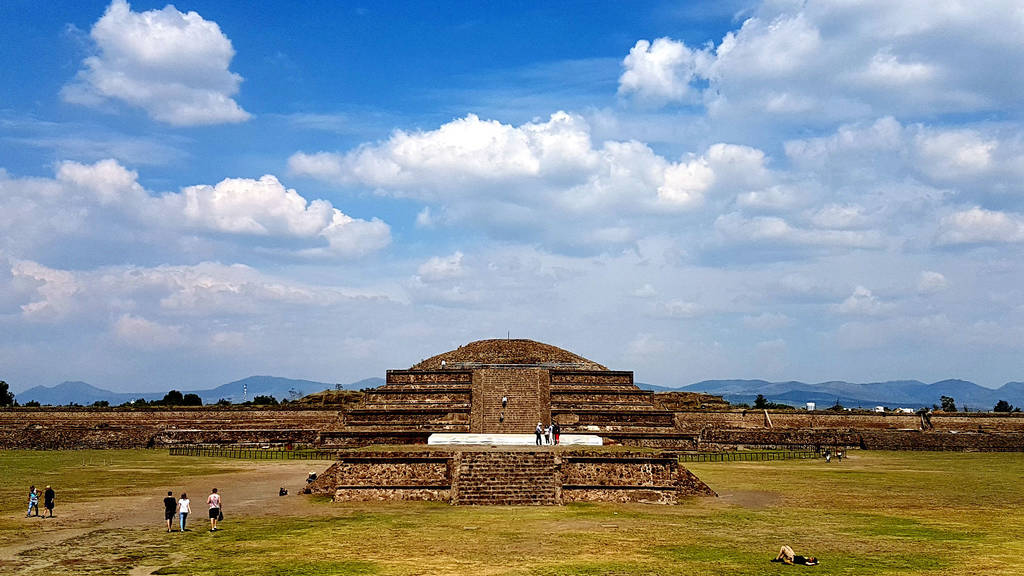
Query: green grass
3,450,1024,575
0,450,248,510
0,449,249,545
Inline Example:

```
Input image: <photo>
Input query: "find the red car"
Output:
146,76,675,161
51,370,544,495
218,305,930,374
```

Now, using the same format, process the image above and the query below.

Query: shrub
252,395,278,406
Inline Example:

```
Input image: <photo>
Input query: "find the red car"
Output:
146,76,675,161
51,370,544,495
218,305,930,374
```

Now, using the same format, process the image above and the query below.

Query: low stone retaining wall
5,408,1024,452
306,451,453,502
0,408,342,449
698,428,1024,451
307,449,715,505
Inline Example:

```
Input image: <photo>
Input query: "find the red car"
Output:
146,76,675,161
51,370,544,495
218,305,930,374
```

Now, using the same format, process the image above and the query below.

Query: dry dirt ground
0,459,335,573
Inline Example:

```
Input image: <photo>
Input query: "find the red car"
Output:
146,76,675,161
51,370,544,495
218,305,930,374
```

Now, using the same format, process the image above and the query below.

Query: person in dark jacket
43,486,55,518
163,491,177,532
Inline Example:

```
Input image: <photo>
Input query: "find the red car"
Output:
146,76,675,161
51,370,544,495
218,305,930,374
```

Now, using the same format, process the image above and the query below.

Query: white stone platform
427,433,603,446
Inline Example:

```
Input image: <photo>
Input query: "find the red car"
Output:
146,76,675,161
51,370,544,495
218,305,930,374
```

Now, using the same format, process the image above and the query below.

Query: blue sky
2,0,1023,394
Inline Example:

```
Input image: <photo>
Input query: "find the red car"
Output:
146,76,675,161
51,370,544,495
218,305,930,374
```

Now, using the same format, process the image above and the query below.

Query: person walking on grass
177,492,191,532
26,486,38,517
43,486,55,518
163,491,177,532
207,488,221,531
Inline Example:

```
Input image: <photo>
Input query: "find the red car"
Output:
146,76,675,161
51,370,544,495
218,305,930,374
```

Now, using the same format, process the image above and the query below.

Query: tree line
0,381,281,408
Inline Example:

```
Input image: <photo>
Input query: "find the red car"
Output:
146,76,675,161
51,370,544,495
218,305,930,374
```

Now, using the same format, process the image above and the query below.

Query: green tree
994,400,1015,413
0,380,13,407
754,394,768,409
161,390,184,405
251,395,278,406
182,393,203,406
940,395,957,412
91,400,110,407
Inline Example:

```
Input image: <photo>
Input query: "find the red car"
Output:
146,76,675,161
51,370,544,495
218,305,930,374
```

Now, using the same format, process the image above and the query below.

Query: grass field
2,449,1023,575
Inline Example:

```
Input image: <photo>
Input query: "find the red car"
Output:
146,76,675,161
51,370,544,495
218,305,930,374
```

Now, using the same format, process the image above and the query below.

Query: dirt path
0,459,334,565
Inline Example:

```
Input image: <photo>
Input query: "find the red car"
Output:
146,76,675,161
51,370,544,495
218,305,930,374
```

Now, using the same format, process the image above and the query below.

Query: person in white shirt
177,493,191,532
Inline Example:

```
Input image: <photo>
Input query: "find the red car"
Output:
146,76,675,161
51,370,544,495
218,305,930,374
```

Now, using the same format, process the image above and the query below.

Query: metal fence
169,446,338,460
678,450,819,463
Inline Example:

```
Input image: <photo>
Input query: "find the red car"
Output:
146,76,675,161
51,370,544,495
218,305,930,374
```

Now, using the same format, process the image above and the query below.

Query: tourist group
163,488,222,533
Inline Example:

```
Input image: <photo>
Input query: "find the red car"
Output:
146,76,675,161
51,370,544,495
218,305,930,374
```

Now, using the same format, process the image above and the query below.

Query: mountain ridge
15,375,383,405
12,376,1023,409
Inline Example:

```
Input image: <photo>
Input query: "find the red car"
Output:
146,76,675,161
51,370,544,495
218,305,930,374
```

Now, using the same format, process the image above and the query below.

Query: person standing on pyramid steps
535,422,543,446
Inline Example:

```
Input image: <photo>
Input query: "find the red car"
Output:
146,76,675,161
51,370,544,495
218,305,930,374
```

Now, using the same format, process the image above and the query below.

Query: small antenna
507,330,510,340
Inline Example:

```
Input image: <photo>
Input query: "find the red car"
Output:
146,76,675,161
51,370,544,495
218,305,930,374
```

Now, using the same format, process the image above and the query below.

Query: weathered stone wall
698,428,1024,451
561,455,676,486
362,389,470,406
305,451,452,502
555,409,675,428
471,368,549,434
319,430,432,447
674,411,921,432
156,429,320,446
672,410,1024,433
549,371,633,386
551,391,655,406
6,406,1024,452
598,432,700,449
386,370,472,384
317,449,714,505
0,408,343,449
344,408,470,429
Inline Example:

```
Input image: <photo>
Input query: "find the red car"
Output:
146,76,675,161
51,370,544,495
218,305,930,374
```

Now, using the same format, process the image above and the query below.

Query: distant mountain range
13,375,1023,410
636,379,1024,410
14,375,385,406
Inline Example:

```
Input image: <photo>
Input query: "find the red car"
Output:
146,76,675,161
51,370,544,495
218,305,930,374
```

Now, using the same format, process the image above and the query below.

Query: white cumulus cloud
936,207,1024,245
416,251,465,283
618,1,1024,121
0,160,390,260
289,112,772,248
917,271,948,295
837,286,889,316
618,38,700,105
62,0,249,126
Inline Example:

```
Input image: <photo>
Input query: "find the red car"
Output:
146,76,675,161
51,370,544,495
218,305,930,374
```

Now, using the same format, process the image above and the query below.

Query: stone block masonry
310,448,715,505
471,368,550,434
454,451,559,505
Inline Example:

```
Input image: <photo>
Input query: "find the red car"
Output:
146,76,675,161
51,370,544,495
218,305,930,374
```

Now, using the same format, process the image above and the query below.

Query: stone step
454,451,559,505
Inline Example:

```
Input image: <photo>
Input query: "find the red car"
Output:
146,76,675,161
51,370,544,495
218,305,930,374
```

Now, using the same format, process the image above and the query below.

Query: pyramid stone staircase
453,451,558,505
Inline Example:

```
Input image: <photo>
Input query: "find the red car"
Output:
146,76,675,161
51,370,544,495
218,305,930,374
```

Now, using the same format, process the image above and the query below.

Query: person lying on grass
772,545,819,566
